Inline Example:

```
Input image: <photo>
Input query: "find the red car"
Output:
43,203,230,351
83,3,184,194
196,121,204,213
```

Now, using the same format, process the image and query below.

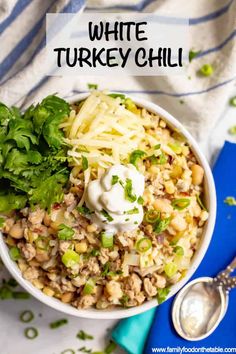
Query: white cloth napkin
0,0,236,143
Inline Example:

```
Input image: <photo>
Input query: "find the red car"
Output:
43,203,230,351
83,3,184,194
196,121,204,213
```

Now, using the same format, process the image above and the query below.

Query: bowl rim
0,92,217,319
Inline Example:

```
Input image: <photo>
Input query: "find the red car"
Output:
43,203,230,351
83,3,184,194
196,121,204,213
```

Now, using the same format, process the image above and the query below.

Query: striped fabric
0,0,235,142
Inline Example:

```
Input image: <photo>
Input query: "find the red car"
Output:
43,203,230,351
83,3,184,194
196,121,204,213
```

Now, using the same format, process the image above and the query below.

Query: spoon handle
214,257,236,291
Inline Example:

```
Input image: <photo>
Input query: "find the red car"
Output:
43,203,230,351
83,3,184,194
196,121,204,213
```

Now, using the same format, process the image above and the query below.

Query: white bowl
0,93,216,319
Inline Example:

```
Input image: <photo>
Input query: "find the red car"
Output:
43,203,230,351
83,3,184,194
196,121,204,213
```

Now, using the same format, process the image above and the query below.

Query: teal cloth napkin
111,309,155,354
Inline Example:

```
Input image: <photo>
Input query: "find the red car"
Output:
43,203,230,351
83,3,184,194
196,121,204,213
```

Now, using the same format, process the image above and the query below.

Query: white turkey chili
0,91,208,309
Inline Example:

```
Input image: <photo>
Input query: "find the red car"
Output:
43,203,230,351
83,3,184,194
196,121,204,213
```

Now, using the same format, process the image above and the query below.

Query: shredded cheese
63,91,149,179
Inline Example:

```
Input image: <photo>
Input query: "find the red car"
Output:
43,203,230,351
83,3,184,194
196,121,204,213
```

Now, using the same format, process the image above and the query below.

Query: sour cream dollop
85,164,145,233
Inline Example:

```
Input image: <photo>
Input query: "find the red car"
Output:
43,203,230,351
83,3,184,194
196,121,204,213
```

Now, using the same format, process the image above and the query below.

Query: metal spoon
172,257,236,341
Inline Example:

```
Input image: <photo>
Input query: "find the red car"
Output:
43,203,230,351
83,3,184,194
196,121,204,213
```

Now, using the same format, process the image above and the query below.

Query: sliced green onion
156,287,170,304
50,318,68,329
61,350,76,354
173,246,184,256
77,205,92,216
129,150,146,168
228,125,236,135
13,291,30,299
78,348,92,354
196,194,208,211
20,310,34,323
24,327,38,340
9,246,21,261
229,96,236,107
77,330,94,340
87,83,98,90
189,49,201,62
35,237,49,251
0,286,13,299
168,142,182,154
199,64,214,77
164,262,178,278
224,196,236,206
101,262,110,276
111,175,119,185
153,217,170,234
125,207,139,215
101,209,113,222
62,250,80,268
125,98,138,112
105,341,117,354
82,156,88,171
137,196,144,205
83,279,95,295
136,238,152,253
149,152,167,165
58,224,75,240
124,178,137,203
90,249,100,257
109,93,126,100
7,278,18,287
120,294,129,307
78,145,89,153
144,210,160,224
101,232,113,248
154,144,161,149
171,198,190,210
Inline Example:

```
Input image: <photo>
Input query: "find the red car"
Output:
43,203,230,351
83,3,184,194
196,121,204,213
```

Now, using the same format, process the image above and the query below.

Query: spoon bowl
172,277,228,341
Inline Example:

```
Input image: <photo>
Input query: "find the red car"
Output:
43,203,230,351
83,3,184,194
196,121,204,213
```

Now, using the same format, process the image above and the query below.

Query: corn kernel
164,180,175,194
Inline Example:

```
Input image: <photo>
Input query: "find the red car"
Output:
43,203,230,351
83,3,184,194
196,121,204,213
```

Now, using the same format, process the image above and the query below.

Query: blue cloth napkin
112,141,236,354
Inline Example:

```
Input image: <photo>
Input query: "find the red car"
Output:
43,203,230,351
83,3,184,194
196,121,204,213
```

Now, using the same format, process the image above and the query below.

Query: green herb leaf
153,217,170,234
124,178,137,203
58,224,75,240
0,194,27,213
101,209,113,222
82,156,88,171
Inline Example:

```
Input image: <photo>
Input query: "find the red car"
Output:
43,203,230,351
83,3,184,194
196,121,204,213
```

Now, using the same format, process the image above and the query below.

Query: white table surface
0,85,236,354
